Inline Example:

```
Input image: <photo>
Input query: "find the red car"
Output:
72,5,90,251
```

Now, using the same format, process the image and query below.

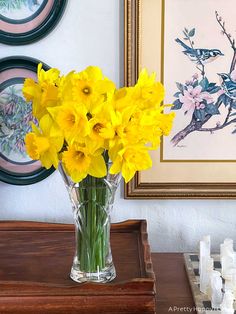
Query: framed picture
0,0,67,45
0,56,55,185
124,0,236,199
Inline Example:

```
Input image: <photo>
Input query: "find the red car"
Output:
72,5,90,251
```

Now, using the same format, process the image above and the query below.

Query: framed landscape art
124,0,236,199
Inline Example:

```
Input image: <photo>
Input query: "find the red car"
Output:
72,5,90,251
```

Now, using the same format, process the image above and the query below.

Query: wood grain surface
0,221,196,314
0,220,156,314
152,253,196,313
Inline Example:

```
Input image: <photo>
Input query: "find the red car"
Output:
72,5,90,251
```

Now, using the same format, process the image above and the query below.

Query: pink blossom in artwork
179,85,213,113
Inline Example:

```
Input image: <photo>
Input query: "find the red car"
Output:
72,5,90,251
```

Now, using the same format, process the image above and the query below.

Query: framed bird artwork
124,0,236,199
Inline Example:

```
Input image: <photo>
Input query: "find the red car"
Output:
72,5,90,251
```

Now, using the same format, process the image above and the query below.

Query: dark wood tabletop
0,221,196,314
152,253,196,313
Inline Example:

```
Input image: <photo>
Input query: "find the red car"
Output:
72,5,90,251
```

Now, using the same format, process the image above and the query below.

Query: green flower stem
76,175,110,273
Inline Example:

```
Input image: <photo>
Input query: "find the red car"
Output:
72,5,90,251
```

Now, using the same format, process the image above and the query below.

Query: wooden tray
0,220,156,314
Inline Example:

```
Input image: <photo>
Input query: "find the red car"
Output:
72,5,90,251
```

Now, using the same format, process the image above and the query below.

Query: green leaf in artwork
194,109,205,121
173,91,181,97
184,27,189,33
176,82,184,92
199,77,209,90
188,28,195,37
172,99,183,110
205,103,220,115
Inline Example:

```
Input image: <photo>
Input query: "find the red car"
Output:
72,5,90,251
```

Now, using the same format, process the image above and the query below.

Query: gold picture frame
124,0,236,199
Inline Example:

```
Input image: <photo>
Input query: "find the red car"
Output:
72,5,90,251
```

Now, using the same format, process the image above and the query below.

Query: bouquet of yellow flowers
23,64,174,183
22,64,174,283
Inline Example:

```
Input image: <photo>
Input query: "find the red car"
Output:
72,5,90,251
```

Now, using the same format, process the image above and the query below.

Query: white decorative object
222,255,235,280
221,239,235,279
199,235,211,293
209,270,223,309
224,268,236,293
200,235,211,271
196,237,236,311
220,239,234,260
205,257,214,295
220,238,234,254
221,290,234,314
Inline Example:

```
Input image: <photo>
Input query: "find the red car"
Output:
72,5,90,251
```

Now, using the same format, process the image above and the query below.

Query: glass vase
59,163,121,283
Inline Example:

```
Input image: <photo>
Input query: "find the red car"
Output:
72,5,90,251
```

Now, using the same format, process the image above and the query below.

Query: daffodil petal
88,155,106,177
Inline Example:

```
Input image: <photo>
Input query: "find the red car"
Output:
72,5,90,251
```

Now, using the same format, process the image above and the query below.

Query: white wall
1,0,236,252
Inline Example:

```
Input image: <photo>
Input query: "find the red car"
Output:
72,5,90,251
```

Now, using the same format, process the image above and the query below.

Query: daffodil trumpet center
83,86,91,95
93,123,103,133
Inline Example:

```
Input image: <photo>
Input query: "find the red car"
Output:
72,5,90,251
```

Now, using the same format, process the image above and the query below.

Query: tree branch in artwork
215,11,236,71
171,12,236,146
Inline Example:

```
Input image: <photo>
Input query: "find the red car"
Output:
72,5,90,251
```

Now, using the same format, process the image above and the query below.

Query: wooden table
0,221,196,314
152,253,196,313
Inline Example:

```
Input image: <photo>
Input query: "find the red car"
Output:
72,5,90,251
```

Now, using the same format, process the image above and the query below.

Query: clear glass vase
59,162,121,283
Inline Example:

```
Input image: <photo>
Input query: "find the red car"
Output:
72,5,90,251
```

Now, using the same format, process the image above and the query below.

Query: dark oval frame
0,0,67,45
0,56,55,185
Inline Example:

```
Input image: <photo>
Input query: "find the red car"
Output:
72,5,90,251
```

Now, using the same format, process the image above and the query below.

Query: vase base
70,263,116,283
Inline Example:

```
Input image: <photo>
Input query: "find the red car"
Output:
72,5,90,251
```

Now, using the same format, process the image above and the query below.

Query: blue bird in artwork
175,38,224,65
218,73,236,100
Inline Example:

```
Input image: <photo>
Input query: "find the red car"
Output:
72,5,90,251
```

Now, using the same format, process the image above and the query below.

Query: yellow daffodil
89,117,115,144
23,64,60,120
37,63,60,86
158,111,176,136
113,87,135,112
72,66,115,114
88,103,116,148
109,143,152,183
48,101,89,144
58,71,75,103
62,141,106,182
25,114,64,169
132,69,165,110
108,106,141,147
22,78,41,102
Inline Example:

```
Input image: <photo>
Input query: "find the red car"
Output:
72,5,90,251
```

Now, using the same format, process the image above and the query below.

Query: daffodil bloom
25,114,64,169
139,109,175,146
72,66,115,114
113,87,135,112
109,143,152,183
88,103,116,148
158,111,176,136
89,117,115,144
62,141,106,182
115,119,141,146
109,107,141,146
132,69,165,110
58,71,75,103
22,78,41,102
37,63,60,86
22,64,60,120
48,101,89,144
